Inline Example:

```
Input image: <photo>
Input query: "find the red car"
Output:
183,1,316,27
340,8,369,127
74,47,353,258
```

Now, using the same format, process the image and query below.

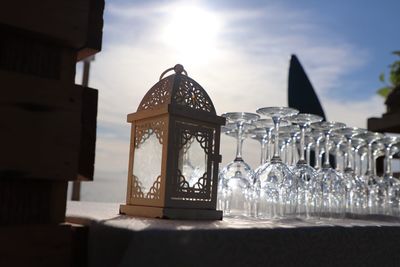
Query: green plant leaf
392,50,400,56
375,51,400,99
377,87,393,98
389,61,400,86
379,72,385,82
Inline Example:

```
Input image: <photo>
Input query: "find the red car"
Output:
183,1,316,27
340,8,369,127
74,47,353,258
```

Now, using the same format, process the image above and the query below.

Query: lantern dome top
137,64,216,115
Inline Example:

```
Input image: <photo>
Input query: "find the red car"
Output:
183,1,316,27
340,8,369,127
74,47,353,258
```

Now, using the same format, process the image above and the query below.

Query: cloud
77,0,386,201
323,95,385,127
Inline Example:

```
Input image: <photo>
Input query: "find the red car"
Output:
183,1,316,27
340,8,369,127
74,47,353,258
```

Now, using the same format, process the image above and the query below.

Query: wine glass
249,127,271,166
289,114,323,218
218,112,260,217
311,121,346,218
351,137,368,214
279,125,301,167
332,127,368,215
253,107,299,218
304,130,322,167
352,138,367,177
250,118,275,165
368,141,386,214
251,119,291,165
380,136,400,216
310,130,325,171
331,133,346,173
354,132,383,214
279,132,293,165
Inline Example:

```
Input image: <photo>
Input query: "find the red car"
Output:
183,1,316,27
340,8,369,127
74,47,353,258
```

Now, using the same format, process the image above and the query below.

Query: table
67,201,400,267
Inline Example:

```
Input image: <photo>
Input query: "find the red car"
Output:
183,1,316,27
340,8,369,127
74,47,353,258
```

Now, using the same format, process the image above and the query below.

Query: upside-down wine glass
333,127,368,215
253,107,299,218
366,141,386,214
304,134,314,166
250,118,275,165
352,138,367,177
279,125,300,167
355,132,383,214
311,121,346,218
252,119,291,165
290,114,323,218
331,134,346,173
311,130,325,171
249,127,270,166
218,112,259,217
381,136,400,216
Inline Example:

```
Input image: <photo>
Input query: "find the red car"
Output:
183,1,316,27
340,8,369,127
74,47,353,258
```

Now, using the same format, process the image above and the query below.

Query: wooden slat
0,179,68,225
0,0,88,47
368,112,400,133
77,0,105,61
0,26,64,80
0,0,104,59
0,224,72,267
77,87,98,181
0,70,82,180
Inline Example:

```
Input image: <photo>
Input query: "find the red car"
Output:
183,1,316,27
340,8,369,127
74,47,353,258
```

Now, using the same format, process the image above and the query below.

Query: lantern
120,64,225,220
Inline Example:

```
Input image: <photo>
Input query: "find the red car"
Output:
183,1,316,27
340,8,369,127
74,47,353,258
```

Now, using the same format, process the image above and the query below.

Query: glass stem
360,152,367,177
323,132,331,168
267,129,273,161
291,135,297,165
272,117,281,162
297,126,306,164
306,142,312,165
384,145,393,177
314,138,321,169
373,151,379,176
345,138,353,171
366,143,373,175
354,147,360,175
234,122,244,161
334,141,342,171
260,137,267,165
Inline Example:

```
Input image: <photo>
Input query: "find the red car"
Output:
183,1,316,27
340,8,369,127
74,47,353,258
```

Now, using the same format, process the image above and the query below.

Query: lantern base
119,204,223,220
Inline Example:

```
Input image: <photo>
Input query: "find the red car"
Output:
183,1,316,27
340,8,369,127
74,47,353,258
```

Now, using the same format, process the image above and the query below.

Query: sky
72,0,400,202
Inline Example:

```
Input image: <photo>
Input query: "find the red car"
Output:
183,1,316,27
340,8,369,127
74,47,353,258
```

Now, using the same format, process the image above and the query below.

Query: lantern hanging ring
159,64,188,80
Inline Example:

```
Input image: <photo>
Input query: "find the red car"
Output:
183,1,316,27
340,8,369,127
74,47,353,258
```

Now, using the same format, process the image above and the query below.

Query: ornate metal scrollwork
131,175,145,199
131,175,161,200
137,76,173,111
176,169,208,195
173,75,216,113
146,175,161,199
135,119,165,147
178,127,212,155
137,71,216,114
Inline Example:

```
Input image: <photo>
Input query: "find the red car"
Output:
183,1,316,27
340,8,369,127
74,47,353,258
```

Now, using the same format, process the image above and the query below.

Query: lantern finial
174,64,185,74
159,64,187,80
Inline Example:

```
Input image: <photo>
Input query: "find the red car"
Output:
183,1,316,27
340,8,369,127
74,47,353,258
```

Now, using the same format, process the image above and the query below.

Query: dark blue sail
288,54,326,120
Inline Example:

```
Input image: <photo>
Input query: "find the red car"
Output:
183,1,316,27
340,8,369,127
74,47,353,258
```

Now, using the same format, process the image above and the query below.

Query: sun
162,5,222,64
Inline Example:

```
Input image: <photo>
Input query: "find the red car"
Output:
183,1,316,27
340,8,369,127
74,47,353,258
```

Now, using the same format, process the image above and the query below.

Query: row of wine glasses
217,107,400,220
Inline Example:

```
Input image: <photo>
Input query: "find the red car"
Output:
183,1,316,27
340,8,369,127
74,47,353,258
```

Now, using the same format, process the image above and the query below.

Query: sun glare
162,5,222,64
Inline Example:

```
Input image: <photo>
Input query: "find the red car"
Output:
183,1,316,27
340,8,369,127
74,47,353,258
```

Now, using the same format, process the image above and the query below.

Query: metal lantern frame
120,65,225,220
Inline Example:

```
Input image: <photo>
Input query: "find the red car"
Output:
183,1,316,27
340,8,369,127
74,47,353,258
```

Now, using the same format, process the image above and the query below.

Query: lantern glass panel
133,128,162,195
178,136,207,187
171,122,214,202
